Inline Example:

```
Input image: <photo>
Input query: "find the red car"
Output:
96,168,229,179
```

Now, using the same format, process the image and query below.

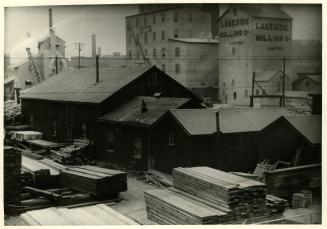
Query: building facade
125,4,219,99
218,4,292,105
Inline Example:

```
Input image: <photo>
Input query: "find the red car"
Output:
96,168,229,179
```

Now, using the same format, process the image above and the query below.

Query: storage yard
3,3,322,226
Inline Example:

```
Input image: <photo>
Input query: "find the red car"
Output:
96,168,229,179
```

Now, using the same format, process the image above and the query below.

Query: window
144,32,148,44
175,63,180,74
153,48,156,57
107,132,114,150
162,64,166,72
232,47,236,55
232,79,235,86
52,119,57,136
147,72,158,87
188,13,192,23
153,32,156,41
161,13,165,23
244,90,249,98
161,48,166,58
144,16,147,26
153,15,156,24
82,123,86,138
174,29,178,38
30,115,34,128
175,47,180,57
162,30,166,40
128,50,132,60
233,92,237,100
136,18,139,27
256,89,260,95
173,12,178,22
168,131,175,145
133,137,142,159
135,34,139,44
305,80,310,87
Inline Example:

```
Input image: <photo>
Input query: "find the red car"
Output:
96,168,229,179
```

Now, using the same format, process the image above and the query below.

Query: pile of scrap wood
20,204,138,225
144,170,173,187
265,195,290,213
4,146,22,209
22,156,65,188
264,163,321,198
60,166,127,197
145,166,289,225
50,139,94,165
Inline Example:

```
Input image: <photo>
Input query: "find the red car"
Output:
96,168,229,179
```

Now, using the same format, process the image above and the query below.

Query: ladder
26,48,43,84
127,26,151,67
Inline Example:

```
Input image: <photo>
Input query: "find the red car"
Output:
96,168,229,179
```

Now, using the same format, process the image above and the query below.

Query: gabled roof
168,107,291,135
219,4,292,22
293,74,322,84
38,34,65,44
20,66,152,104
285,115,321,144
255,69,290,82
98,96,191,127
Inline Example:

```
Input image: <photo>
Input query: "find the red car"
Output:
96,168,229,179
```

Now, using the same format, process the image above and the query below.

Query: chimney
95,54,99,83
141,99,148,113
92,34,97,57
49,8,53,31
97,47,102,57
215,111,220,139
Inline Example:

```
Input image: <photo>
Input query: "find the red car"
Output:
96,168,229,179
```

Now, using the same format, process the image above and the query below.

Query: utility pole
55,56,58,74
250,72,255,107
282,56,286,107
75,42,85,69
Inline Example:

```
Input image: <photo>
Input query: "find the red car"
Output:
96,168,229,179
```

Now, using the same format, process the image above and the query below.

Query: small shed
96,96,199,170
258,115,321,166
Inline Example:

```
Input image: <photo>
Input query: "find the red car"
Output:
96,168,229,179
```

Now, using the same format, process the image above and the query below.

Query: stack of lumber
22,156,62,188
264,163,321,198
20,204,138,225
21,149,45,160
12,131,43,141
60,166,127,197
265,195,289,214
173,167,267,220
4,146,22,208
50,139,93,165
144,188,227,224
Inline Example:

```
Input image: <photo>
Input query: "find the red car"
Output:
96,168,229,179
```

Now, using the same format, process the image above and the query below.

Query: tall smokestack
97,47,102,57
49,8,53,31
96,55,99,83
92,34,96,57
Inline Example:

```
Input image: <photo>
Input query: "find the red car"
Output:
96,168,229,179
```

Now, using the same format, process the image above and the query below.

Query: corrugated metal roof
238,4,292,20
285,115,321,144
98,96,190,126
20,67,151,104
169,108,291,135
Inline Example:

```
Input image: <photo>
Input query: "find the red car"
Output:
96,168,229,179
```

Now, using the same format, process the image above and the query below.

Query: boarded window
107,132,114,150
133,137,142,159
52,119,57,136
168,131,175,145
82,123,86,138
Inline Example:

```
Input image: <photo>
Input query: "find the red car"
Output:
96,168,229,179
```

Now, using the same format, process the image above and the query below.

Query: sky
4,4,322,64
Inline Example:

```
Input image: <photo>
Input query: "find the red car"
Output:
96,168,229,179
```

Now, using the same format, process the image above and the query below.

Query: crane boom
26,48,43,84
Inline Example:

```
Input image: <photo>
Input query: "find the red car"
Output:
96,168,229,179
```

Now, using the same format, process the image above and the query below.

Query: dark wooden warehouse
20,66,202,160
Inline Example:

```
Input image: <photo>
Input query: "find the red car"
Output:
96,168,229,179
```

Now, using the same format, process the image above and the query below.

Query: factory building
125,4,220,101
218,4,293,105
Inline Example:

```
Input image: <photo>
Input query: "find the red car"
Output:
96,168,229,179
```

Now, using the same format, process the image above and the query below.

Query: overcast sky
4,4,322,63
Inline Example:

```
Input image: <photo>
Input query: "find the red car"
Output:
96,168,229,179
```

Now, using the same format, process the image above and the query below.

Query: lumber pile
145,189,227,224
20,204,138,225
264,163,321,198
21,149,45,160
145,166,289,224
4,146,22,208
50,139,94,165
22,156,62,188
60,166,127,197
12,131,43,141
